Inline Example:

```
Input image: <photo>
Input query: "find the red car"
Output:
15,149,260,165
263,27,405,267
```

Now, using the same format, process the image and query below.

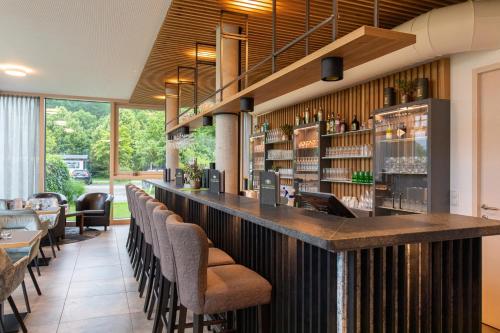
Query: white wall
450,49,500,215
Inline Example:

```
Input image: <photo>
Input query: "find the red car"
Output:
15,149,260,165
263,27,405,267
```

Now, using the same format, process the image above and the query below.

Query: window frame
111,103,166,179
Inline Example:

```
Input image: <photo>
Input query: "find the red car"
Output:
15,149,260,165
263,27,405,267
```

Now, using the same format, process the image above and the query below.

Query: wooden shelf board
168,26,415,134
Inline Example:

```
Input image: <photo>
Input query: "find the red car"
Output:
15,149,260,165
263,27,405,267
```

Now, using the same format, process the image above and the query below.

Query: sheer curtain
0,95,40,199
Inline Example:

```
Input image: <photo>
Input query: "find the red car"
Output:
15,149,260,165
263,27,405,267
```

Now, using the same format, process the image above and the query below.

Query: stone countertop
147,179,500,252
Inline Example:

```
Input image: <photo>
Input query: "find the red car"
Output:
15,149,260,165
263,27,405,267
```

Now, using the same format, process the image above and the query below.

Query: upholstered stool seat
207,248,235,267
204,264,271,314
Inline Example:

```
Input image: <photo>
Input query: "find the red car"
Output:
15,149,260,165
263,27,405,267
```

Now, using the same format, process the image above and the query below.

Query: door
479,68,500,329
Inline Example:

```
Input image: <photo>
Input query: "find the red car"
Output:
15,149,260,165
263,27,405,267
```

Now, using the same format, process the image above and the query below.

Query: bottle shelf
377,205,424,214
322,156,372,160
266,158,293,161
377,136,427,143
265,140,292,145
379,172,427,175
322,128,372,138
295,146,319,150
321,179,374,185
295,169,319,173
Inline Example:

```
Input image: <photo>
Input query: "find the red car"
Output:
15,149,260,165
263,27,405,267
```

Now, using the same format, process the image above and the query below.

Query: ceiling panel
0,0,171,100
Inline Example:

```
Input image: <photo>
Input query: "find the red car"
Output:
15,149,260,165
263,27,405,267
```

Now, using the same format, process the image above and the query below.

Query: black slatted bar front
154,186,483,333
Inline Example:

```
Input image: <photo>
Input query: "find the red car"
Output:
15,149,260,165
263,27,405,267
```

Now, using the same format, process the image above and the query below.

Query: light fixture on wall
240,97,254,112
321,57,343,81
0,64,33,77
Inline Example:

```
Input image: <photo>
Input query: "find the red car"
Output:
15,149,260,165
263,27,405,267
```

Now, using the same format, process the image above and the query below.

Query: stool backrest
133,191,147,228
146,200,165,258
138,195,155,244
166,222,209,314
125,184,137,218
153,208,176,281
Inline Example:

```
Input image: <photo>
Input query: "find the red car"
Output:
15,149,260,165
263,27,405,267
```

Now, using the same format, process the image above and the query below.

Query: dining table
0,229,42,249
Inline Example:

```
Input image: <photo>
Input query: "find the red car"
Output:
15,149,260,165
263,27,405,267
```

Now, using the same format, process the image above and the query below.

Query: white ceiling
0,0,171,100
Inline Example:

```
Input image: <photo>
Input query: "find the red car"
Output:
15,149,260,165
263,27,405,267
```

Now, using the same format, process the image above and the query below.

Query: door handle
481,204,500,211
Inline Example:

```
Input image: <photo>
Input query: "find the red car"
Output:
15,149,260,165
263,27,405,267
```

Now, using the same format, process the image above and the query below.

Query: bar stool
137,194,156,296
152,212,235,333
144,199,165,318
133,190,149,281
125,184,138,255
129,187,143,268
167,222,272,333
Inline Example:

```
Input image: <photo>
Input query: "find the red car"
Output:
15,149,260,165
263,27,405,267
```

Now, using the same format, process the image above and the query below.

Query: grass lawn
113,202,130,219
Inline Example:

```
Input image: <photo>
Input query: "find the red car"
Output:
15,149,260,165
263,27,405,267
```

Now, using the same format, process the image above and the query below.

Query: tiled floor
7,225,164,333
6,225,500,333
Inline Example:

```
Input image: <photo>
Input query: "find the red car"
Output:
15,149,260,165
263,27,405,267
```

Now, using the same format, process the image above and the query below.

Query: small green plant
396,79,416,96
280,124,293,138
184,161,203,182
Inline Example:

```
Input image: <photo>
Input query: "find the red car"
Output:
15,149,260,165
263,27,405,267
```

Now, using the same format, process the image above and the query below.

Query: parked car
72,169,92,184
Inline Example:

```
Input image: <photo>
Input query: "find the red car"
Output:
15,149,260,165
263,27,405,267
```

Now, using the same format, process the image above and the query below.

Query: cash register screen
298,192,357,218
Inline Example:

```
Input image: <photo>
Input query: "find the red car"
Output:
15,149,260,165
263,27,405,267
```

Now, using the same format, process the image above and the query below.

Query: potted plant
396,79,415,104
280,124,293,141
184,161,203,189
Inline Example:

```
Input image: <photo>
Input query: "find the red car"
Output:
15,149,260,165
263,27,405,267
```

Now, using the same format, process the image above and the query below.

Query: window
45,98,111,211
116,107,166,174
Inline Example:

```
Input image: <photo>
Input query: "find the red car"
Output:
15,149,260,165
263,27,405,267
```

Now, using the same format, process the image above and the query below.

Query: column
215,23,240,194
165,90,179,171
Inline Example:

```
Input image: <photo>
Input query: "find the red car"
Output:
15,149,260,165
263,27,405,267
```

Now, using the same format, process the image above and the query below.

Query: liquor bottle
351,115,360,131
295,114,300,126
304,108,310,124
340,118,346,133
318,108,324,122
329,115,335,133
386,124,393,140
312,108,317,122
326,115,331,133
335,114,341,133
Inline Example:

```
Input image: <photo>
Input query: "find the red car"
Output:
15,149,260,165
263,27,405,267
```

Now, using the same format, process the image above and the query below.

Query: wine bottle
318,107,324,122
351,115,360,131
335,114,341,133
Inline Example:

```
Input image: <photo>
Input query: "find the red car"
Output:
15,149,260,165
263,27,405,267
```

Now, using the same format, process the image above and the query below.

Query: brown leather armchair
75,193,113,231
31,192,68,241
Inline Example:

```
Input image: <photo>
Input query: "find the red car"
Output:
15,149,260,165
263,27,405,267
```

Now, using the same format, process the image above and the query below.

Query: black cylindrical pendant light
240,97,254,112
321,56,343,81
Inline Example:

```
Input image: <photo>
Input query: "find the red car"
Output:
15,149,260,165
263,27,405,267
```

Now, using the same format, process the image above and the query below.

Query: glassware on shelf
266,128,289,143
295,157,319,172
253,144,265,153
321,168,351,181
297,139,318,149
278,168,293,178
324,144,373,158
267,149,293,160
341,189,374,210
252,157,265,171
383,156,427,174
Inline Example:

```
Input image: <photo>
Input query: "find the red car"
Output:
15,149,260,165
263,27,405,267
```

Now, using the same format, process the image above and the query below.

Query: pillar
165,91,179,172
214,23,240,194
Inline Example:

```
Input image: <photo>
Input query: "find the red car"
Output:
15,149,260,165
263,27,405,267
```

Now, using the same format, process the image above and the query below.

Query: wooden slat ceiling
130,0,465,106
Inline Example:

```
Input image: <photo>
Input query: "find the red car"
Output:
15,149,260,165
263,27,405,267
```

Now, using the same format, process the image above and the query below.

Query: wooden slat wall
131,0,462,105
257,58,450,198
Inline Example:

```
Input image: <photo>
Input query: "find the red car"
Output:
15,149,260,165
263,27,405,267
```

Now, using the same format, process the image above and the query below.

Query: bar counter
147,179,500,332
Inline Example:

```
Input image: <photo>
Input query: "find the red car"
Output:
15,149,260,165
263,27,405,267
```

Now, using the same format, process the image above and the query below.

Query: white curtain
0,95,40,199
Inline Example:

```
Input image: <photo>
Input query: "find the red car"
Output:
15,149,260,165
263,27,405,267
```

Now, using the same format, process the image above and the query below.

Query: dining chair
0,210,46,297
0,248,29,333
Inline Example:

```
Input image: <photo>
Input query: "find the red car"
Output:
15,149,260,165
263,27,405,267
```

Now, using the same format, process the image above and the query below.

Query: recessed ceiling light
0,64,34,77
154,95,166,100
